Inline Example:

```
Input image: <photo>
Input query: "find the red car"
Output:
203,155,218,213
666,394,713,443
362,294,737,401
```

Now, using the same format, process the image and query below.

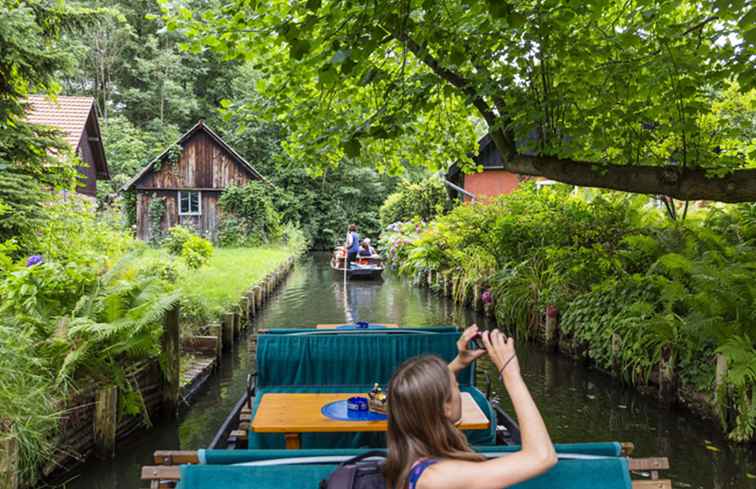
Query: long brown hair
384,355,484,489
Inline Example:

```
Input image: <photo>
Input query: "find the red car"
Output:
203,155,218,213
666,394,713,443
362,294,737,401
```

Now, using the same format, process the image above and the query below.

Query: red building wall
463,170,521,201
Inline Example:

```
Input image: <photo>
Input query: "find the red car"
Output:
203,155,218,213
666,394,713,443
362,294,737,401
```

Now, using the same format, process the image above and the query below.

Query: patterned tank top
407,458,438,489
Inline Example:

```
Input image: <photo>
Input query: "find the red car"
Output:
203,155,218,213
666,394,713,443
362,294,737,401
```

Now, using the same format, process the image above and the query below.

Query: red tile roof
26,95,95,150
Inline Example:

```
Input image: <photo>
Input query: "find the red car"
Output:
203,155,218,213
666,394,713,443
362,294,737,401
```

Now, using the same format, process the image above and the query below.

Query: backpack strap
336,450,387,468
320,450,387,489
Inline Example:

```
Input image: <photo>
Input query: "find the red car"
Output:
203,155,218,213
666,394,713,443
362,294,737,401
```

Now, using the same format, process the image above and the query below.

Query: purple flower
481,289,493,304
26,255,43,267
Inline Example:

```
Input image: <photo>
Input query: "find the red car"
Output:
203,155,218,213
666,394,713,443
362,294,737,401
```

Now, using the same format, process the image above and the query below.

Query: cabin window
178,191,201,216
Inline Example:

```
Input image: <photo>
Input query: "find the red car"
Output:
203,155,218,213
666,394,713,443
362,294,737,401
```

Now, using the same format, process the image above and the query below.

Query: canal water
60,253,754,489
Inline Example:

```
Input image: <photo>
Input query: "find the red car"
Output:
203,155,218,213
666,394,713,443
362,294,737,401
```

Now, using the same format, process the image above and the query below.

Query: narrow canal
61,253,754,489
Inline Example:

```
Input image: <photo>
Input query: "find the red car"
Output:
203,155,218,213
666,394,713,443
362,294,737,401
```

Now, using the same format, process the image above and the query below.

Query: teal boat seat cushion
255,330,474,388
248,385,495,449
178,458,631,489
200,442,622,464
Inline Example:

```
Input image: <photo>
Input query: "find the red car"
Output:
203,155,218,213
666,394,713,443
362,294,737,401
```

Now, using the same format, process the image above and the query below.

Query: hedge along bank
381,183,756,443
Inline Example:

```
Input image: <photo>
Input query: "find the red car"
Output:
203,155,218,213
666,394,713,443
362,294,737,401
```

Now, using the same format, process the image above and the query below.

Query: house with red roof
26,95,110,198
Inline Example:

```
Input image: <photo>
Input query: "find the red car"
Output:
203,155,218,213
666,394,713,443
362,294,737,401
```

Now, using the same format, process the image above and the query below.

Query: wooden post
247,290,256,319
161,304,180,417
254,286,263,309
208,322,222,360
715,353,728,402
233,310,241,337
544,305,558,349
242,296,251,327
658,346,676,400
611,333,622,372
94,385,118,458
472,284,481,311
442,275,449,297
427,270,433,288
222,312,234,349
0,435,19,489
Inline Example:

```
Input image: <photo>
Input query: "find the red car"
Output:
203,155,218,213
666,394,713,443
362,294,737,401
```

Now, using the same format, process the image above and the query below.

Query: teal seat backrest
178,458,631,489
255,330,474,388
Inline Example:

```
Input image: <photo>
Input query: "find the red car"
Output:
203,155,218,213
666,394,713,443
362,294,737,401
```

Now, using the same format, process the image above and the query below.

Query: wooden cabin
122,121,266,241
447,134,525,202
26,95,110,199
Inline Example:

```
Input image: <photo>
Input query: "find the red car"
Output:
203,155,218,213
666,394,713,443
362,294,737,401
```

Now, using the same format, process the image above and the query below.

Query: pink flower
481,289,493,304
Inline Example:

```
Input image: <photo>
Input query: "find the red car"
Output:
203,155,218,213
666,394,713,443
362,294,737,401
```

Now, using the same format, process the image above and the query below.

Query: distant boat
330,246,384,279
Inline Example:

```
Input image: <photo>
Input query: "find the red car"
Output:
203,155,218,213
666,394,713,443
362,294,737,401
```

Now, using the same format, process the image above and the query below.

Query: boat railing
141,449,671,489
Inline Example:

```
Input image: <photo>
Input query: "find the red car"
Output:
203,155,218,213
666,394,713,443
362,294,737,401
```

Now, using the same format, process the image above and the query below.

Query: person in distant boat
345,223,360,265
359,238,376,257
384,325,557,489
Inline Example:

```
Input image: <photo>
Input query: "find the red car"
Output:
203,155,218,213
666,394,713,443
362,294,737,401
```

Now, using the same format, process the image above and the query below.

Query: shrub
281,222,310,252
164,225,196,255
379,178,452,227
181,235,213,269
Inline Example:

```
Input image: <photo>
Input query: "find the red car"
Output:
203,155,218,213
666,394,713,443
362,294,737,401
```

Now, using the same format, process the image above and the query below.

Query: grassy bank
179,247,294,318
138,246,297,331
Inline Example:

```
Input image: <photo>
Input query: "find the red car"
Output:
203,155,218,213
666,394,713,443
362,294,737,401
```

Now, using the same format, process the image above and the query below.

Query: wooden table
251,392,490,449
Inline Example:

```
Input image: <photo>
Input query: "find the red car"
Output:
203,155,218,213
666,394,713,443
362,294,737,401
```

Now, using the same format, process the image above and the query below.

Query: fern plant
716,336,756,442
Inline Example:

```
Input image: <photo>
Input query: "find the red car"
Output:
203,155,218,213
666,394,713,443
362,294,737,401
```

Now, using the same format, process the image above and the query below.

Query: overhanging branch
388,27,498,128
506,154,756,203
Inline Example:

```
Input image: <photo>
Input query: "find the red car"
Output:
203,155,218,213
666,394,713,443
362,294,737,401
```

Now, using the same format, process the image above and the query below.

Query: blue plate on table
321,400,388,421
336,323,386,330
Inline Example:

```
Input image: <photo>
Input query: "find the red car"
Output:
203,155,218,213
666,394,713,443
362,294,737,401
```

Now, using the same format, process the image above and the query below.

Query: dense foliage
390,185,756,442
218,182,283,246
379,178,453,228
164,0,756,201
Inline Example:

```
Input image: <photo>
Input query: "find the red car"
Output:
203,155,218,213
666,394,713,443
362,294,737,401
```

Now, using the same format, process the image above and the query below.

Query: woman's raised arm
420,330,557,489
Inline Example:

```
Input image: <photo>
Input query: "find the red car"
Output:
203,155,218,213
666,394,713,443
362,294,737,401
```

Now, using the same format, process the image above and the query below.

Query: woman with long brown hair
384,325,557,489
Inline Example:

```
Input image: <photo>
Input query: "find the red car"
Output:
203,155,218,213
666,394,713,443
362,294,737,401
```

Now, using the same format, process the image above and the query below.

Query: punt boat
330,247,385,279
141,325,671,489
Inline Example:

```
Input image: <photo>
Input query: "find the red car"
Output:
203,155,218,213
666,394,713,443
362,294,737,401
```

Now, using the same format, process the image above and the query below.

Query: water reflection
59,253,754,489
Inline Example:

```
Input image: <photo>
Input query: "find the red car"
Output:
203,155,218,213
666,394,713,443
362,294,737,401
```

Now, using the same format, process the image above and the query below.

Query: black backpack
319,451,387,489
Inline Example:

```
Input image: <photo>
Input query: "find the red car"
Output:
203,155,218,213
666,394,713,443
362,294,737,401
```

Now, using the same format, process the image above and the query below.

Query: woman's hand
480,329,521,383
449,324,487,373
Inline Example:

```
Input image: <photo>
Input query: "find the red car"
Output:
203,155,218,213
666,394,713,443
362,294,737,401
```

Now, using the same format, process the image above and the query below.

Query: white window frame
178,190,202,216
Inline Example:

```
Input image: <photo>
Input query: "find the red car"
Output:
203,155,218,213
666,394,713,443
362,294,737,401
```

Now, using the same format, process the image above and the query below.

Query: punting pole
343,247,353,323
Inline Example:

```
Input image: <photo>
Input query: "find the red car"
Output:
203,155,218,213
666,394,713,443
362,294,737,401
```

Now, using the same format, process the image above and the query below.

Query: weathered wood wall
136,190,221,241
137,131,252,190
75,125,98,197
134,129,257,240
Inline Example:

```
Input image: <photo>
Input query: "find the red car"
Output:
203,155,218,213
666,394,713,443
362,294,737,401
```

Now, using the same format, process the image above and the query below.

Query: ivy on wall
147,194,166,244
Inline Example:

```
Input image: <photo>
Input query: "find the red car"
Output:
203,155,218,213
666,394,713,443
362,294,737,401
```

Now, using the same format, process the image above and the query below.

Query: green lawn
178,246,292,315
137,245,294,327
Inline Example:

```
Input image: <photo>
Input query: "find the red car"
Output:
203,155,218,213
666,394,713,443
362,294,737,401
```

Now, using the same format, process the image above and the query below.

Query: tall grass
0,323,59,485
